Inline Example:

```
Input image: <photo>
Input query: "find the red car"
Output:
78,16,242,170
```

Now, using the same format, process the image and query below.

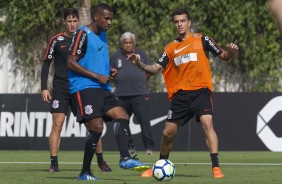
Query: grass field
0,151,282,184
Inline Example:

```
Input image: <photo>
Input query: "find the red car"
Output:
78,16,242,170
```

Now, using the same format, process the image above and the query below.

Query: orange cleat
141,168,153,177
212,167,224,178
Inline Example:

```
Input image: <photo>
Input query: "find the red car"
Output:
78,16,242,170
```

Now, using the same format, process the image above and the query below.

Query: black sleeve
69,29,87,59
41,36,57,91
156,51,169,68
41,60,51,91
202,34,223,57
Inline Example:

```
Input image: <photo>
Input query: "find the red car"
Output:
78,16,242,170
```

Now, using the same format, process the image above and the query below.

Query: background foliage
0,0,281,92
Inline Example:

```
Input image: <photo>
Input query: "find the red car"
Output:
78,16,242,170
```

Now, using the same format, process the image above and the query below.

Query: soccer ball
152,159,175,181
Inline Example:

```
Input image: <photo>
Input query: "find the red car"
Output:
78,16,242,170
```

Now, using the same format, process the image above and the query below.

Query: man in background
110,32,155,155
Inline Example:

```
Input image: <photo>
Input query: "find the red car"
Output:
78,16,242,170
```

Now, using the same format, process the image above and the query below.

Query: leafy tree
1,0,281,92
0,0,78,90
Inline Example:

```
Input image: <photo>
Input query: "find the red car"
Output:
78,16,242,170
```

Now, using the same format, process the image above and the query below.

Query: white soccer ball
152,159,175,181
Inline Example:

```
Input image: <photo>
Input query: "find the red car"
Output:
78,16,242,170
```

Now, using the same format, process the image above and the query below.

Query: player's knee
117,111,129,120
162,129,175,139
88,122,104,133
52,121,64,131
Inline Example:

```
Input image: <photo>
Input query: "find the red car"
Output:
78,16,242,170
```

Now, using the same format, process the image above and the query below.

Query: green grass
0,151,282,184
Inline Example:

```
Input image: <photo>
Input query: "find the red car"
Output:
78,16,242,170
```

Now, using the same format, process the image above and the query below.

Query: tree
0,0,78,91
1,0,281,92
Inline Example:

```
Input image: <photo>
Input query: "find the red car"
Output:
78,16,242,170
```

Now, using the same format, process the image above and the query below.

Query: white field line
0,162,281,166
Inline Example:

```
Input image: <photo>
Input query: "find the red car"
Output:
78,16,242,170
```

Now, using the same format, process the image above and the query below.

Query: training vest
162,33,213,99
69,26,111,94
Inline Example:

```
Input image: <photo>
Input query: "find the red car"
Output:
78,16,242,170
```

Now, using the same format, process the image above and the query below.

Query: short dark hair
91,3,113,19
63,7,79,20
172,9,190,20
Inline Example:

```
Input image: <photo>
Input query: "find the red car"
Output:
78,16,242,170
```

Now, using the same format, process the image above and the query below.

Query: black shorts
70,88,120,123
51,90,71,114
167,88,213,125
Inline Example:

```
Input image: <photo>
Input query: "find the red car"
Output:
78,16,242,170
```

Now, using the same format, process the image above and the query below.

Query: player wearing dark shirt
40,7,111,173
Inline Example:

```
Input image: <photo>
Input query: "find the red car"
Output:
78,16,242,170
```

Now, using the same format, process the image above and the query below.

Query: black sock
50,156,58,167
113,119,131,158
160,153,169,160
210,153,219,167
96,152,104,164
81,131,101,173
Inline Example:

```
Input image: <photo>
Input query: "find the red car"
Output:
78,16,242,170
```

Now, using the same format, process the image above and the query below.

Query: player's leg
196,88,224,178
141,121,178,177
200,115,224,178
131,95,154,155
78,118,103,180
104,92,150,171
73,88,105,180
49,112,65,172
160,121,178,159
117,97,136,155
96,138,112,172
84,121,112,172
49,90,69,172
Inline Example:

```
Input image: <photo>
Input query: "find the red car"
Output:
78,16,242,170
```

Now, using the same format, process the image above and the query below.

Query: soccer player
130,9,239,178
41,7,111,173
67,3,150,180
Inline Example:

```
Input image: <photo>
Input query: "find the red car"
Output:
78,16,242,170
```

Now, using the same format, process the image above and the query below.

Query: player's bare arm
220,42,239,61
41,90,52,103
128,53,162,74
67,55,109,84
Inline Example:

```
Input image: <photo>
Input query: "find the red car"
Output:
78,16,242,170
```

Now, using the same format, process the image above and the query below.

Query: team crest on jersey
84,27,91,33
85,105,93,115
52,100,59,109
57,36,65,41
167,110,173,119
193,33,199,37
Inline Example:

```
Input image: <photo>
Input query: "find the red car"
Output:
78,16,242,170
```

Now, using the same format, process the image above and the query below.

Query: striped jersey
41,32,71,91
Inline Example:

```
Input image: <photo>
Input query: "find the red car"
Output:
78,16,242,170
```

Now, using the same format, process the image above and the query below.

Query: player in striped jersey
41,7,111,173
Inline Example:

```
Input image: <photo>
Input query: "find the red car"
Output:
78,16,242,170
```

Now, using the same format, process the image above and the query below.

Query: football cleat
119,157,150,171
78,171,99,181
212,167,224,178
141,168,153,177
98,161,112,172
49,165,60,173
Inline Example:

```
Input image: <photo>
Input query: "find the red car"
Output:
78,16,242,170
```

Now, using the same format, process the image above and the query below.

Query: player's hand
110,67,118,78
96,74,110,84
227,43,239,54
41,90,52,103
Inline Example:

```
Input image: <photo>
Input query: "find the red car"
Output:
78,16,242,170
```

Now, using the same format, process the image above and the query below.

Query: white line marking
0,162,281,166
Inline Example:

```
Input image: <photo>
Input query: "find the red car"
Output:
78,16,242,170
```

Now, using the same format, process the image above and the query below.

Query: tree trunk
78,0,91,27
